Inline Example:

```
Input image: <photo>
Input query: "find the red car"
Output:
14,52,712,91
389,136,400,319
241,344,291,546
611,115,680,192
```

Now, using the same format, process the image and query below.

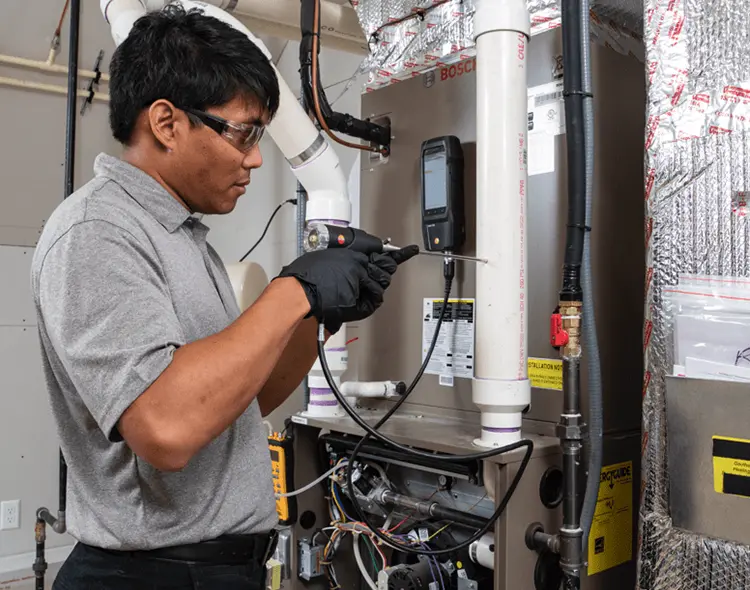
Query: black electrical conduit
317,268,535,556
560,0,587,303
34,0,79,587
299,0,391,149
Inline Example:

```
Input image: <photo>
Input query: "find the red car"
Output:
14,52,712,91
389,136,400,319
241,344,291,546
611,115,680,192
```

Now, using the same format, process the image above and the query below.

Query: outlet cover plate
1,500,20,530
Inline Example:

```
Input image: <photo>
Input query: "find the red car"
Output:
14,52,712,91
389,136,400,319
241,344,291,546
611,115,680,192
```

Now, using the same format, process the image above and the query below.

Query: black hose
560,0,587,301
299,0,390,147
317,270,534,555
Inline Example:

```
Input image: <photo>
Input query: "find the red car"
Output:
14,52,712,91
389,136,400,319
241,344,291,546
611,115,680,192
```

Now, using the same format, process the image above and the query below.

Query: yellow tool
268,432,296,525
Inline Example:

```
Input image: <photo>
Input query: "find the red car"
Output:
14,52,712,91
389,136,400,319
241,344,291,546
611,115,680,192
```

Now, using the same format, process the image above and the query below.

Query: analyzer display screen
423,150,448,211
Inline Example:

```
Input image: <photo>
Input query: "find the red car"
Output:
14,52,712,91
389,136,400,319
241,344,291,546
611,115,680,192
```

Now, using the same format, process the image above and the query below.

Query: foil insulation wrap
350,0,644,91
639,0,750,588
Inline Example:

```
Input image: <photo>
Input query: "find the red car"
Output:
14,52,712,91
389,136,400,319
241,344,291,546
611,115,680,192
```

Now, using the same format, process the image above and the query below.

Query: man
31,5,415,589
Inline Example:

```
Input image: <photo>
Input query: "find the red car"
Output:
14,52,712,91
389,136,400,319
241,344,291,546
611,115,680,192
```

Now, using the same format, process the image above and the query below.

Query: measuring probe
302,223,486,264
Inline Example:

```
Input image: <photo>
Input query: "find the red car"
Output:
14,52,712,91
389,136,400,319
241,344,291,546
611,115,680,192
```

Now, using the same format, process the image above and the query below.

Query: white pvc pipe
339,381,402,399
471,0,531,448
104,0,366,53
176,0,366,49
0,54,110,82
0,76,109,102
469,533,495,570
305,328,348,418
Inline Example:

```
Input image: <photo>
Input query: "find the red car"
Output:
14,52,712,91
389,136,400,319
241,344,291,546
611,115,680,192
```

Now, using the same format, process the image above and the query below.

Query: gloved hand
277,245,419,334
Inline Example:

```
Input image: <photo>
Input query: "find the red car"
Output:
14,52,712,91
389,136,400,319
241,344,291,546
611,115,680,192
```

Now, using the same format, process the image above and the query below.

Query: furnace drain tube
316,269,534,556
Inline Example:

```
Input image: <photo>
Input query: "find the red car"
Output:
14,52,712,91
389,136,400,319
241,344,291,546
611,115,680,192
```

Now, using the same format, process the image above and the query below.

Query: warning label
713,436,750,497
422,298,475,382
528,357,563,391
588,461,633,575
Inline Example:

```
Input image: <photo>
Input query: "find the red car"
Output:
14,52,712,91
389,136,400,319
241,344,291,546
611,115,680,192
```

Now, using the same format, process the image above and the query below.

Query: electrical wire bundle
315,457,466,589
315,262,535,557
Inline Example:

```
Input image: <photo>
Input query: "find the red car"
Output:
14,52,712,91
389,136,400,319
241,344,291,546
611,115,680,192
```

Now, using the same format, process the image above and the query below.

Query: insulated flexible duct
578,0,603,560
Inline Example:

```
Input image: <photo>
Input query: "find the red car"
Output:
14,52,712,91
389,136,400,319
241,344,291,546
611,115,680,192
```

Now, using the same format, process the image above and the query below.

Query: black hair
109,4,280,144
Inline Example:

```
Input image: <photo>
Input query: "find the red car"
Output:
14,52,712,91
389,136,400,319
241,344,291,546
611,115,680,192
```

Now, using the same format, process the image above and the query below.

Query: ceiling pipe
100,0,367,54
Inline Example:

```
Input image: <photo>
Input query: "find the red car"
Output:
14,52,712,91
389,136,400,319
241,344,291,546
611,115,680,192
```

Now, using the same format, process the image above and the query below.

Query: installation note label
588,461,633,575
528,357,563,390
422,298,475,382
713,436,750,497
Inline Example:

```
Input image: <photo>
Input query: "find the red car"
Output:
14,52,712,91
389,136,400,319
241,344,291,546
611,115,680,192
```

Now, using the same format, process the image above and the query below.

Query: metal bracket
80,50,104,116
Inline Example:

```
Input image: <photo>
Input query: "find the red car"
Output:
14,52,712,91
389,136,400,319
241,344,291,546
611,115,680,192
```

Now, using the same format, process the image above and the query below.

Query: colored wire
363,535,381,571
331,480,354,522
54,0,70,38
427,523,451,541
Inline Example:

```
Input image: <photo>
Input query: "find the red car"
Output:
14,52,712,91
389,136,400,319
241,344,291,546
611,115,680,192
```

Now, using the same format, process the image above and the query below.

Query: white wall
0,4,365,589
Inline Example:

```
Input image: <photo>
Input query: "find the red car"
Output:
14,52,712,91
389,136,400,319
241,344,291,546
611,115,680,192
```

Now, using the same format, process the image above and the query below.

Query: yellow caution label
528,357,563,390
588,461,633,575
713,436,750,497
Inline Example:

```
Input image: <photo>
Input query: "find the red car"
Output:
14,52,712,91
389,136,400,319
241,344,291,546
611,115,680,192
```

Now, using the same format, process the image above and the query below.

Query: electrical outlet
0,500,20,530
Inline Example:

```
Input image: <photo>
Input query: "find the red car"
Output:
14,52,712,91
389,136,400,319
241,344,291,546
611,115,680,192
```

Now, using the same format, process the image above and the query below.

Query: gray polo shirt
31,153,277,550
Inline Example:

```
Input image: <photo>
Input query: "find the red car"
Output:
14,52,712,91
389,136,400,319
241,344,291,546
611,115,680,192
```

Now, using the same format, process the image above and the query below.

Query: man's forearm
119,277,310,470
257,318,326,417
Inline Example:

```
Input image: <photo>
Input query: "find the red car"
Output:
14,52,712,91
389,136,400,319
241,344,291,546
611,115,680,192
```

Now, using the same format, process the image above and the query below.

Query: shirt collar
94,153,199,233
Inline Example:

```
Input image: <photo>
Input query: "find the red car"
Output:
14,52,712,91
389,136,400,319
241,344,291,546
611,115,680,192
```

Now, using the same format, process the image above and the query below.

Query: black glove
277,245,419,334
277,249,382,334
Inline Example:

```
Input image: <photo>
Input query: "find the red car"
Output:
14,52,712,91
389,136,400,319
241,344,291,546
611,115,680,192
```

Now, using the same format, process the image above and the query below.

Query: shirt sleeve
37,219,186,442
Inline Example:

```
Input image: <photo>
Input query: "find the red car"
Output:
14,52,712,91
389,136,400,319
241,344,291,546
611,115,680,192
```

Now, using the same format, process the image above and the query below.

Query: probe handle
304,223,387,256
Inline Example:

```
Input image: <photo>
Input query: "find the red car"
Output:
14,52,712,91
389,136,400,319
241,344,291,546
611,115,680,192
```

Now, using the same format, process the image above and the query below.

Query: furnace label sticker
528,80,566,136
527,80,565,177
712,436,750,497
588,461,633,575
422,298,475,383
528,357,563,390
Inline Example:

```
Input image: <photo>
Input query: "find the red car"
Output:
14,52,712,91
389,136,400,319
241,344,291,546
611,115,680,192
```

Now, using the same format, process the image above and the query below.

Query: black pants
53,543,266,590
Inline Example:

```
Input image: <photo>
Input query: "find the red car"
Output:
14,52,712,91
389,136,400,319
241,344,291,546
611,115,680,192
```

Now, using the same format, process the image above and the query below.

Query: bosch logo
440,58,476,81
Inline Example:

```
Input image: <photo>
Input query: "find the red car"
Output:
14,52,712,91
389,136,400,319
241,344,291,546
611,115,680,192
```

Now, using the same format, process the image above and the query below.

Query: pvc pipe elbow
100,0,148,45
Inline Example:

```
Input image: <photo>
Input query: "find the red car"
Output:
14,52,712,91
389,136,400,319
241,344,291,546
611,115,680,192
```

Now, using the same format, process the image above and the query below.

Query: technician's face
173,95,268,215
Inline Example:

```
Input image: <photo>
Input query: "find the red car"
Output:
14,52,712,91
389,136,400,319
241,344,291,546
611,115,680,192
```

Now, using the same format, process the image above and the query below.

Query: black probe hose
316,268,534,556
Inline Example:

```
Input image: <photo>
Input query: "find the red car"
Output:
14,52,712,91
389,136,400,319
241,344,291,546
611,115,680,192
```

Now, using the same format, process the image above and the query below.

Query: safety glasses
183,107,265,152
